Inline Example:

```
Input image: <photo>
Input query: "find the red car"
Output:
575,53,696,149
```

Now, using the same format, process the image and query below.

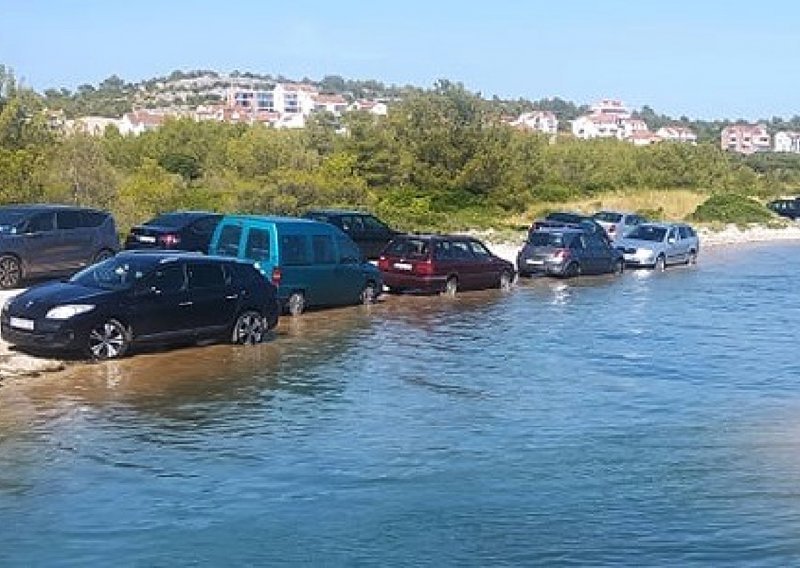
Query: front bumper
622,254,656,267
1,319,84,351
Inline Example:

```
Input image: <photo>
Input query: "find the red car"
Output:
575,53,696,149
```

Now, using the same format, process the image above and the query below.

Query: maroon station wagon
378,235,515,295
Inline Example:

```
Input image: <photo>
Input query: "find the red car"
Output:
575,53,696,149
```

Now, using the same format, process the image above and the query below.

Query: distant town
31,70,797,156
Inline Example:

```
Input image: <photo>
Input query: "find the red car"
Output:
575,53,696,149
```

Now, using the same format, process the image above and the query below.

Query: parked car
0,204,119,289
209,215,382,316
125,211,222,253
303,209,401,260
616,223,700,270
517,227,624,278
531,212,611,244
592,211,647,241
378,235,515,295
1,252,279,360
767,198,800,220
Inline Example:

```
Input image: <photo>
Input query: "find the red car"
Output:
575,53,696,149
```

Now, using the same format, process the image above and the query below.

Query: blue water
2,242,800,565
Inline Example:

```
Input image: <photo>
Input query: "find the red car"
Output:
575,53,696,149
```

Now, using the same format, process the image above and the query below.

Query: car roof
151,210,221,218
535,226,584,234
0,204,104,213
219,214,321,224
392,233,475,241
117,251,234,263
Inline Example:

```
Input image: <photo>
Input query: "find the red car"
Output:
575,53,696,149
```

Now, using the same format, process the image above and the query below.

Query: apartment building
509,111,558,135
720,124,771,154
774,131,800,153
656,126,698,144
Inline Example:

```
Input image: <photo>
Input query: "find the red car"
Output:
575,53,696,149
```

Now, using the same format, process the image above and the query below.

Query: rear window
528,232,568,247
244,228,270,262
384,238,430,259
145,213,191,228
593,212,622,223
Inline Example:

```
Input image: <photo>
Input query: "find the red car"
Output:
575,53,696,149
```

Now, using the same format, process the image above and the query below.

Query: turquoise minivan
209,216,383,315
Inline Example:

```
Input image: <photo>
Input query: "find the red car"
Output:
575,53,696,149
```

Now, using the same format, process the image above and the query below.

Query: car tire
287,291,305,317
93,248,115,264
614,259,624,275
654,255,666,272
231,310,266,345
442,276,458,297
687,250,697,265
499,270,514,291
87,318,130,360
564,262,581,278
0,255,22,289
360,281,378,305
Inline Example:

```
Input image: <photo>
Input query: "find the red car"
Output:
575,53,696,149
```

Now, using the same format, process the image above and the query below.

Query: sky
2,0,799,120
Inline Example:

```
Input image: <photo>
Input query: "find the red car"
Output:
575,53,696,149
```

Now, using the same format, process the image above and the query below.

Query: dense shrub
690,193,773,225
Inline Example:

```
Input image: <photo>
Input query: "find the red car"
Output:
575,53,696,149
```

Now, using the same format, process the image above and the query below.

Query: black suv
0,204,119,289
125,211,223,253
768,198,800,220
303,209,400,259
1,252,280,359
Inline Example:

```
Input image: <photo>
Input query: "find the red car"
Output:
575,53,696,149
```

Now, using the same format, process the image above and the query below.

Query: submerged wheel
87,319,130,360
360,281,378,305
92,248,115,264
654,255,666,272
614,259,624,275
443,276,458,297
0,255,21,289
231,310,266,345
499,270,514,291
687,250,697,265
287,291,305,316
565,262,581,278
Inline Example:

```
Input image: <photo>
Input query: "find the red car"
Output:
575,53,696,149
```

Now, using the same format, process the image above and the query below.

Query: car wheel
654,255,666,272
614,259,624,275
565,262,581,278
231,310,266,345
442,276,458,296
87,319,130,360
360,281,378,305
499,270,514,291
93,248,115,264
0,255,22,289
687,250,697,265
287,291,305,316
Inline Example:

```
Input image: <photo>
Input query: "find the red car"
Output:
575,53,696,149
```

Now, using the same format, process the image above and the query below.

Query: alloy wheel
232,311,265,345
88,320,128,360
0,256,21,289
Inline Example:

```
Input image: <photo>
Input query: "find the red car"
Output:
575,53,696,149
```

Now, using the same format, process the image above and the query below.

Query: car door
449,240,479,290
468,239,500,288
20,211,63,275
56,209,94,271
665,227,682,265
360,214,393,259
185,261,233,333
589,233,614,273
334,232,369,304
129,261,193,339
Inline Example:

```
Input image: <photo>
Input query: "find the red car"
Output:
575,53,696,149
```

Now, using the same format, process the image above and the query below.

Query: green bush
690,193,772,225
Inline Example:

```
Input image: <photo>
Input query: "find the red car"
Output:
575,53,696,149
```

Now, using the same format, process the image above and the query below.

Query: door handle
178,301,193,307
225,294,238,300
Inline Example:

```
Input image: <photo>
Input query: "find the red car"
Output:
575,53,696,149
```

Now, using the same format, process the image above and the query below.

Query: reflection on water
3,243,800,565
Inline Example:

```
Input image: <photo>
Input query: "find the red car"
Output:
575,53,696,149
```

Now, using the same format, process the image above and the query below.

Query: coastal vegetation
1,66,798,233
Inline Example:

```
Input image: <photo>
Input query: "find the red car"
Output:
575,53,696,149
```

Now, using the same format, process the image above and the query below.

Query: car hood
6,282,118,318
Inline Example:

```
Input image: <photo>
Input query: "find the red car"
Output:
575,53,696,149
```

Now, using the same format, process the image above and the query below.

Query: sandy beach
0,222,798,381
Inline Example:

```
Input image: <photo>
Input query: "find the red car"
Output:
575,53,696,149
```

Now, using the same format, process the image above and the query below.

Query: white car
616,223,700,270
592,211,647,242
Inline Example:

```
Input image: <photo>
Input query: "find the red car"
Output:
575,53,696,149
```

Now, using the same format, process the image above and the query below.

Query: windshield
70,256,156,291
627,225,667,242
0,210,28,234
528,232,567,247
144,213,190,228
593,211,622,223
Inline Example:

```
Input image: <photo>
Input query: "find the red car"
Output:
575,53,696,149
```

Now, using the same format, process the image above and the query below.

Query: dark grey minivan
0,205,119,289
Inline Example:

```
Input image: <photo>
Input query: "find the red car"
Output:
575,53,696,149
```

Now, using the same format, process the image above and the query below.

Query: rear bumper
517,259,567,276
382,272,447,293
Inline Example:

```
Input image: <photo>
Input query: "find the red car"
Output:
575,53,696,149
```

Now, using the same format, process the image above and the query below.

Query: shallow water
2,243,800,565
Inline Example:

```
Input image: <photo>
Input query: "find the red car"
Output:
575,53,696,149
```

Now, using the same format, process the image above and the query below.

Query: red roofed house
720,124,770,154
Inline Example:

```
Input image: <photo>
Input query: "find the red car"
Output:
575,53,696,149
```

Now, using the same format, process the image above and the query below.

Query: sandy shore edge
0,222,798,380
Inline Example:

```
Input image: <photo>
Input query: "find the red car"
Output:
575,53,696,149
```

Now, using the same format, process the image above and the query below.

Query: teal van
209,216,382,315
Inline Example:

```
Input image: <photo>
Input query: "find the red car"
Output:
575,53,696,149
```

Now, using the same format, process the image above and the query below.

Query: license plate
394,262,412,271
9,317,34,331
137,235,156,243
526,259,544,265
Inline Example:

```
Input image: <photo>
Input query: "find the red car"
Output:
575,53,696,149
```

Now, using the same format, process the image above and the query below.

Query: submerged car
517,227,624,278
378,234,515,295
1,252,280,360
125,211,222,253
0,204,119,289
592,211,647,241
616,223,700,270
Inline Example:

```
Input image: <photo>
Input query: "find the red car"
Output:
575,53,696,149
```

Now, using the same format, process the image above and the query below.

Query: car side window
81,211,106,227
148,263,186,294
281,235,310,266
469,240,492,258
571,235,586,250
244,228,270,262
191,216,219,235
450,241,474,260
362,215,388,234
312,234,337,264
25,212,55,233
188,262,225,289
56,210,83,230
668,228,679,241
216,225,243,257
336,234,362,263
678,226,690,239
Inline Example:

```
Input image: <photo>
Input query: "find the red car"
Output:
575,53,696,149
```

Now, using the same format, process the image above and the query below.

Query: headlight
635,248,654,259
45,304,95,320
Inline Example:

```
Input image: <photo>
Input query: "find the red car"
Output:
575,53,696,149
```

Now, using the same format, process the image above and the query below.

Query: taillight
271,266,282,286
377,256,389,270
414,259,434,276
552,248,571,260
158,233,181,247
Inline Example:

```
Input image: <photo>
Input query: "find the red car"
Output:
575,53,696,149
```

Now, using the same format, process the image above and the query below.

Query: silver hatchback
616,223,700,270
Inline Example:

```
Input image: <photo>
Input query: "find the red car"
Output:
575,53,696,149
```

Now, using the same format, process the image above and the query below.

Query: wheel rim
500,271,512,290
88,322,126,359
445,278,457,296
656,257,665,271
234,312,264,344
568,263,580,277
288,293,304,316
616,261,624,274
361,284,377,304
0,258,20,288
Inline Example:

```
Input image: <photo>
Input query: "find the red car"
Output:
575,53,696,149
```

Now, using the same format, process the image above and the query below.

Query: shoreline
1,223,799,382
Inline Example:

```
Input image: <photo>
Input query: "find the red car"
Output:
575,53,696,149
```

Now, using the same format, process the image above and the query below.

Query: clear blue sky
2,0,798,120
